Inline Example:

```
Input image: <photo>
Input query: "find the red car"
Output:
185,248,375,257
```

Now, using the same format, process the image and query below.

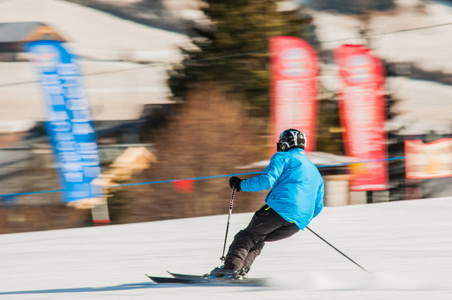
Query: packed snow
1,197,452,299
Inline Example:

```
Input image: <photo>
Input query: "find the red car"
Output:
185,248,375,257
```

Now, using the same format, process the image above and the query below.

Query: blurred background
1,0,452,234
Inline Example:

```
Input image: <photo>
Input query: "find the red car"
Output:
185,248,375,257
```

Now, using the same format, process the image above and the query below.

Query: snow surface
1,197,452,299
0,0,190,62
0,60,173,122
312,0,452,73
0,0,188,125
385,77,452,134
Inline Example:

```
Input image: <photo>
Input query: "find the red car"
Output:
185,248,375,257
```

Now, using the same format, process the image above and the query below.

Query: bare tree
115,83,265,223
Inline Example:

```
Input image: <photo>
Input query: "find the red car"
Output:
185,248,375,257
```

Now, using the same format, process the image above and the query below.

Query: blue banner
24,40,103,203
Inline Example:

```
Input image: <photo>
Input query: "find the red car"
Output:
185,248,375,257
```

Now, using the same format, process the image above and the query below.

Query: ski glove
229,176,242,192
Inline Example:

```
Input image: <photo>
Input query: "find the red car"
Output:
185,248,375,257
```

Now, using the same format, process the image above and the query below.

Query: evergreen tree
169,0,315,117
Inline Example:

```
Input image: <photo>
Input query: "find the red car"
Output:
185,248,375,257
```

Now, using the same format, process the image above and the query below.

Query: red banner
270,36,319,154
405,139,452,179
335,44,388,191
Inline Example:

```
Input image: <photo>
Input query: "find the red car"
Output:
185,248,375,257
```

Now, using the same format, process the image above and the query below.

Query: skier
209,128,324,278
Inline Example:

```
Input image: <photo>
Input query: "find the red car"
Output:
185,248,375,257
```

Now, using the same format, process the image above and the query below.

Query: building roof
0,22,66,43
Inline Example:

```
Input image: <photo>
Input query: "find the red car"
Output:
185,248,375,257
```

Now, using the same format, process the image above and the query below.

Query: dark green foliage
169,0,314,117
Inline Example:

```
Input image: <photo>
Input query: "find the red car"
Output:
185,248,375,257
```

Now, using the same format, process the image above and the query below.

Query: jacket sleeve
312,180,324,218
241,153,285,192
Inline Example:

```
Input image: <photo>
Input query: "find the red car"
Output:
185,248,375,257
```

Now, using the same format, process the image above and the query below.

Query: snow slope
312,0,452,72
312,0,452,135
1,197,452,299
0,0,190,62
0,0,189,126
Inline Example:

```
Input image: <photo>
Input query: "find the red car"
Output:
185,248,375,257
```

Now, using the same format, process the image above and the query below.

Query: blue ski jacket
240,148,324,230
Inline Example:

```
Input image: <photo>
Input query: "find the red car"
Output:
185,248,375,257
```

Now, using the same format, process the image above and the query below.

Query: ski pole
306,226,370,273
220,188,235,262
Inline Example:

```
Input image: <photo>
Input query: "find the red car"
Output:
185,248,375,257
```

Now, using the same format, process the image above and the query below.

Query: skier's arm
312,180,324,218
241,153,285,192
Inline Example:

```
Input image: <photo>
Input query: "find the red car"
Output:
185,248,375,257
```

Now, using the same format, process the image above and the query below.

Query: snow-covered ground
0,60,173,122
0,0,189,127
312,0,452,72
1,197,452,299
312,0,452,135
0,0,190,62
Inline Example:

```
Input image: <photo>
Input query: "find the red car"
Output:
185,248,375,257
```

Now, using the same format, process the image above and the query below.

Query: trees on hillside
168,0,315,117
115,84,264,223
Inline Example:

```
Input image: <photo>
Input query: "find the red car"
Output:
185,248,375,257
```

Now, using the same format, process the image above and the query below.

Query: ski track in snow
1,197,452,299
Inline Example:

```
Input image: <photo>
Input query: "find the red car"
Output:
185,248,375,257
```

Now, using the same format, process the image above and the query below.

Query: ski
146,275,197,284
167,271,204,280
146,273,266,286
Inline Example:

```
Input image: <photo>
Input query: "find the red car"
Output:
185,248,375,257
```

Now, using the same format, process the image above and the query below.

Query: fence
0,145,405,204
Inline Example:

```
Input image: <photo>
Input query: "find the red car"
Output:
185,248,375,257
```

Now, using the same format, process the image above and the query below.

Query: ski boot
206,266,249,280
206,266,235,278
235,266,250,279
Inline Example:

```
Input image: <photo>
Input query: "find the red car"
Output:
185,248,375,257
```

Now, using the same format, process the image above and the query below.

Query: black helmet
277,128,307,152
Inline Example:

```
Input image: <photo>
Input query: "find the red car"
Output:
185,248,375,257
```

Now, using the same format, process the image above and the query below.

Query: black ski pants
224,204,299,272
